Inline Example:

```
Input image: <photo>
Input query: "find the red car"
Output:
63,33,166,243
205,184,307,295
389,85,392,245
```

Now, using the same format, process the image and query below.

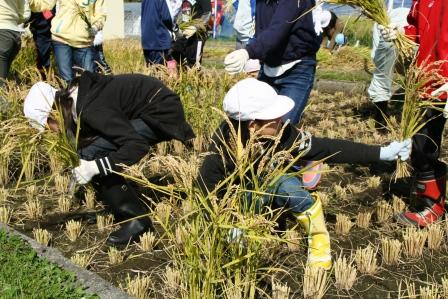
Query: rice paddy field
1,38,448,298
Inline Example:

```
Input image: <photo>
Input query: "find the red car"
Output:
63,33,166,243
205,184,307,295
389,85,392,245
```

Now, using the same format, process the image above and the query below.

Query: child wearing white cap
197,78,411,270
23,71,195,246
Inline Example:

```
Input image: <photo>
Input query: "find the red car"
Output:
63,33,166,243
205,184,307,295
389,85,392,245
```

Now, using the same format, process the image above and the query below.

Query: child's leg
271,175,331,270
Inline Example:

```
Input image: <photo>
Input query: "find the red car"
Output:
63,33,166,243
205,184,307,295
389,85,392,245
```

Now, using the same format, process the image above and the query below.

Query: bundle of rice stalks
54,174,69,194
356,211,372,229
335,213,354,235
272,279,291,299
303,266,328,299
138,231,157,252
386,60,445,179
355,244,378,274
334,254,357,291
323,0,416,57
0,206,12,224
178,17,208,40
392,195,406,214
83,187,96,210
376,200,393,223
427,223,444,251
381,237,402,265
122,274,152,299
96,214,114,232
65,219,82,242
33,228,52,246
402,226,428,258
366,176,381,189
70,253,92,269
108,247,124,264
57,195,71,213
419,284,440,299
25,199,43,219
284,230,301,252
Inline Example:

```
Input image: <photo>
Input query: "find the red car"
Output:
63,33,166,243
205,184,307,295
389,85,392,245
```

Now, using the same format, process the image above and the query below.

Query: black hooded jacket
76,72,195,174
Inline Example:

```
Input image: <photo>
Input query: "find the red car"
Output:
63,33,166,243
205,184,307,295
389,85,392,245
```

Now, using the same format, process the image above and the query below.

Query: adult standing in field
320,10,344,53
231,0,255,50
171,0,211,67
368,7,409,131
28,0,106,83
23,71,195,245
0,0,30,83
197,78,411,270
141,0,181,67
223,0,321,126
28,7,55,80
380,0,448,226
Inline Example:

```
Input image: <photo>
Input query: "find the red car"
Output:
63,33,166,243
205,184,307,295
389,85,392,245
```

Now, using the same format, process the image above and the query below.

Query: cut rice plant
335,213,354,235
54,174,69,194
366,176,381,189
138,231,156,252
376,200,393,223
154,202,172,225
83,187,96,209
381,237,402,265
33,228,52,246
402,226,428,258
442,277,448,299
284,230,301,252
355,244,378,274
96,214,114,231
65,219,82,242
175,224,188,247
0,187,9,202
0,156,10,186
164,266,181,297
49,155,63,173
272,278,290,299
400,279,417,299
419,284,439,299
333,183,348,201
313,191,329,207
334,253,357,291
392,195,406,214
70,253,92,269
323,0,416,58
0,206,12,224
303,266,329,299
108,247,124,265
24,199,43,219
356,211,372,229
427,223,444,251
57,195,71,213
25,185,37,201
122,273,152,299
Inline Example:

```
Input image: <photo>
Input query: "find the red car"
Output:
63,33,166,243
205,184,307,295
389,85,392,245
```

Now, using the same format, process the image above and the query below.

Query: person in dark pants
92,30,112,75
29,9,54,79
197,78,411,270
23,72,195,245
0,0,29,83
171,0,211,67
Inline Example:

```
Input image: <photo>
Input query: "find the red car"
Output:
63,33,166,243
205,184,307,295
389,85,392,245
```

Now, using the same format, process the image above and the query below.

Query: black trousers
411,106,447,173
0,29,21,80
171,34,207,67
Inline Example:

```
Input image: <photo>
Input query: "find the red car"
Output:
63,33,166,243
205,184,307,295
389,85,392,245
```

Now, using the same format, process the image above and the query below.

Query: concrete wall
103,0,125,40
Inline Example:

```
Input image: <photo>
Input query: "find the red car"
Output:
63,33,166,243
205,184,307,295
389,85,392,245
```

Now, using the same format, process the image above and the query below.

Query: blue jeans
259,60,316,125
245,175,313,214
78,119,159,161
53,41,95,82
143,49,169,65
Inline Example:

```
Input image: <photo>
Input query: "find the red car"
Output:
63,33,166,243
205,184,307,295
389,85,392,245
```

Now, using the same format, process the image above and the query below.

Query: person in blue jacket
224,0,321,126
141,0,181,65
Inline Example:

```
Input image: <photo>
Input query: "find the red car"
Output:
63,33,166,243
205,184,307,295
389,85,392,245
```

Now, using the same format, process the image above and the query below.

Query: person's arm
91,0,107,31
196,0,211,24
84,108,151,175
245,0,305,61
404,0,419,42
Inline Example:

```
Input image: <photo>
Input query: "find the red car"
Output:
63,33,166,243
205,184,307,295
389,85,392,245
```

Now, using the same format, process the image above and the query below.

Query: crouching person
24,71,195,245
196,78,411,270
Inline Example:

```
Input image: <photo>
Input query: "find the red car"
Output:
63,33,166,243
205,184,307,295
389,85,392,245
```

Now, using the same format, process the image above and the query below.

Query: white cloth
23,82,57,131
263,60,301,78
233,0,255,43
93,30,103,46
431,83,448,118
244,59,260,73
73,159,100,185
223,78,295,121
311,4,325,35
165,0,182,22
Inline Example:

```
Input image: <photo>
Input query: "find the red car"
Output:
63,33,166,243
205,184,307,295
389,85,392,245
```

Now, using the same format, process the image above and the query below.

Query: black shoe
106,217,153,246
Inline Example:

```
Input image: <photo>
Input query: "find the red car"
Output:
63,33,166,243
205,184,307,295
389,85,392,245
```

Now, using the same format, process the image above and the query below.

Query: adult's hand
224,49,249,75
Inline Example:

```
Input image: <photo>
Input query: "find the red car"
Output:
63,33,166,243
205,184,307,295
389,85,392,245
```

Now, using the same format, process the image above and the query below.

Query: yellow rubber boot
295,195,332,270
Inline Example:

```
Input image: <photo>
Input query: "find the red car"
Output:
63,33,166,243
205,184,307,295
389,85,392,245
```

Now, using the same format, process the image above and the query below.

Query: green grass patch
0,229,98,299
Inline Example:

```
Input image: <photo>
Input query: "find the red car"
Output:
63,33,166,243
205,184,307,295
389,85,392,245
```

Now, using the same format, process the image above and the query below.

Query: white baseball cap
23,82,57,131
244,59,261,74
223,78,295,121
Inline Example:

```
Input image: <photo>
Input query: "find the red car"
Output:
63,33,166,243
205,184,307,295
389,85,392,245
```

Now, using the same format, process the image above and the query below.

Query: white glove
73,159,100,185
93,30,103,46
380,139,412,161
431,83,448,118
183,25,197,39
378,23,399,42
224,49,249,75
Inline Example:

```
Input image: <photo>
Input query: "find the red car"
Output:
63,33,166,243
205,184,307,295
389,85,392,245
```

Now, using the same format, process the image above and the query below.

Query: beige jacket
0,0,30,31
29,0,106,48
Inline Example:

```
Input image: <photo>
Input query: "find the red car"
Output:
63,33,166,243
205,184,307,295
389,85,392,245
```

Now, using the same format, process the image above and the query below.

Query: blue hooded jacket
246,0,321,67
141,0,174,50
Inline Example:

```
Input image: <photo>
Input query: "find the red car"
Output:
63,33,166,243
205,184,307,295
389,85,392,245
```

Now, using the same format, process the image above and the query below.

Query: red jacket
405,0,448,82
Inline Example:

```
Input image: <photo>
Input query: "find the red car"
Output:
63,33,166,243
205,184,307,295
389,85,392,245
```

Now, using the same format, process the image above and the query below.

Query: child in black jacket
24,71,195,245
197,78,411,270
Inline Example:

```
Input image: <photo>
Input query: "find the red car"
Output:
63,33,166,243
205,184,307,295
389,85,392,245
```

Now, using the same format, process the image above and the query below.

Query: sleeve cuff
95,157,114,176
